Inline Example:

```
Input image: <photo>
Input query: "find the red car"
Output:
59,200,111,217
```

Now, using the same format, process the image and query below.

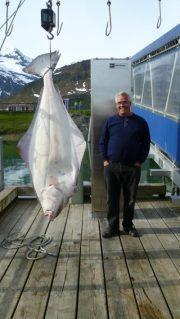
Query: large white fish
18,51,86,220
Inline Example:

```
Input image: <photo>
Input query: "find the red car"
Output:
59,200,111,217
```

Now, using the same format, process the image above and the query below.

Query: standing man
99,92,150,238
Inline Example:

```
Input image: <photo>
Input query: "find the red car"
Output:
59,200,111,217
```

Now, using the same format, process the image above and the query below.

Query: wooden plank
78,259,107,319
151,200,180,242
44,204,83,319
134,204,163,252
12,205,69,319
17,186,35,196
136,201,180,318
138,201,180,271
120,207,172,319
165,199,180,215
134,205,174,319
171,195,180,206
100,219,140,319
81,203,102,260
137,200,180,246
0,200,38,280
0,186,18,213
0,203,45,319
0,199,31,237
77,205,107,319
0,200,37,236
137,183,166,198
0,199,34,246
0,199,179,318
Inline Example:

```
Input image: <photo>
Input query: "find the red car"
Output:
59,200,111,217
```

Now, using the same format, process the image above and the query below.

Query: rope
0,0,27,52
0,0,26,32
50,38,52,69
1,233,58,260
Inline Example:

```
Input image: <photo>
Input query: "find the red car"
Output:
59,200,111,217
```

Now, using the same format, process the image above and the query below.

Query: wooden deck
0,198,180,318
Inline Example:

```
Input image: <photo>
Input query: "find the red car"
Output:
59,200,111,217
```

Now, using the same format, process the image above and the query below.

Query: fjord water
4,141,162,187
3,141,91,186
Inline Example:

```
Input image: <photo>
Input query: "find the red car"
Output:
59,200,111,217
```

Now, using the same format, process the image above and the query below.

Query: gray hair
115,91,131,103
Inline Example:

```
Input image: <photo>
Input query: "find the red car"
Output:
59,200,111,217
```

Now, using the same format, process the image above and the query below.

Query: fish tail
23,51,60,77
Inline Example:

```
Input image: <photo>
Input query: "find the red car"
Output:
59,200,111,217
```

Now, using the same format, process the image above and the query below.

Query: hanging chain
5,1,13,36
5,1,9,34
157,0,162,29
46,0,53,10
105,0,112,36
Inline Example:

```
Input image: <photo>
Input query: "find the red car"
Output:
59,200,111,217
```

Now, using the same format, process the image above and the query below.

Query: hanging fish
18,51,86,220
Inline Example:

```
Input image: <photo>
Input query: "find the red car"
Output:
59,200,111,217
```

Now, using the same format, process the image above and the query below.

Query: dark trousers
104,163,141,231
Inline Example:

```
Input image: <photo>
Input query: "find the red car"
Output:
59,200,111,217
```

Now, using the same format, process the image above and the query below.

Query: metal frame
149,143,180,203
90,58,132,213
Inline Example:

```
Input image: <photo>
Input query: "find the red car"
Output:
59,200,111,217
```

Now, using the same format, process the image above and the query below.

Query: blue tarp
132,24,180,63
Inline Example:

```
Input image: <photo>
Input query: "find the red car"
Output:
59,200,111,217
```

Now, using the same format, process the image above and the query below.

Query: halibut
18,51,86,220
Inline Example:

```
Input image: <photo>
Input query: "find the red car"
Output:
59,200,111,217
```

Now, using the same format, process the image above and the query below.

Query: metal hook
47,31,54,40
157,0,162,29
5,1,14,36
56,1,63,36
57,22,63,36
105,0,112,36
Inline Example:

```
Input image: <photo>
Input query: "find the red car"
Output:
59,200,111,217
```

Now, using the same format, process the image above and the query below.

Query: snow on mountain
0,48,37,99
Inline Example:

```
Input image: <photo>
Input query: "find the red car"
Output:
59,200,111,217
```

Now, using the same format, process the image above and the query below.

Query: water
3,141,30,186
3,141,164,187
3,142,161,186
3,141,91,186
4,158,31,186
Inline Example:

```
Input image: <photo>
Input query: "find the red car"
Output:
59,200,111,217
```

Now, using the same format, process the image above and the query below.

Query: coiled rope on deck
1,233,58,260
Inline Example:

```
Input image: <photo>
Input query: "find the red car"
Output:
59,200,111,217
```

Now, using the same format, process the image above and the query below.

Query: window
142,63,152,108
166,49,180,118
133,63,146,104
151,51,175,112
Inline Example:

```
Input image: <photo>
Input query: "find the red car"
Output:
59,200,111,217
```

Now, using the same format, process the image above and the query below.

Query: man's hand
103,160,109,167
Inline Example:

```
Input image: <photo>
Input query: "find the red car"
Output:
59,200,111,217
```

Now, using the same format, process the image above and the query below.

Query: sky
0,0,180,68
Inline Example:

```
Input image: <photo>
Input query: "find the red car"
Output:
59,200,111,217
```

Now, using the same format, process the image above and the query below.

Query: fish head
41,184,67,220
23,51,61,77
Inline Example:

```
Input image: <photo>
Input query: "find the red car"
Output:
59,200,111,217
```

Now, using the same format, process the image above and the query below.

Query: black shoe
102,228,119,238
123,225,139,237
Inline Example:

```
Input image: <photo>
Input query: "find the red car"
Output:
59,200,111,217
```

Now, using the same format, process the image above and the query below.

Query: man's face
116,95,131,116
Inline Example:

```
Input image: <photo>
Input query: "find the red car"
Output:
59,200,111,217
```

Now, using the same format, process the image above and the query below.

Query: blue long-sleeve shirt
99,113,150,165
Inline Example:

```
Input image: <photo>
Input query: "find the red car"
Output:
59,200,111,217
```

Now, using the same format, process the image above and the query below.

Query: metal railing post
0,138,4,191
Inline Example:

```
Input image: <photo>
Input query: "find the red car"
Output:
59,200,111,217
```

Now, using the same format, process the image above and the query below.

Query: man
99,91,150,238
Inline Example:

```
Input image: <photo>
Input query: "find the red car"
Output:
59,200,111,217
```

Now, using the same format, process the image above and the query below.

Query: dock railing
0,137,4,191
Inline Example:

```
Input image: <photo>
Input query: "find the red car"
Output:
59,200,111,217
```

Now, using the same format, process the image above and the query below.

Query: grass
0,110,91,137
0,112,33,134
0,112,91,168
3,140,20,158
69,109,91,116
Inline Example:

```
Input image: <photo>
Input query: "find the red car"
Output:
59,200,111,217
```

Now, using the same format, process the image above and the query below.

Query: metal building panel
90,58,132,213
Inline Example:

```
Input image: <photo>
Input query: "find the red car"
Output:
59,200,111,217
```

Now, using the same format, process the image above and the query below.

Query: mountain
0,53,91,108
0,48,37,99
